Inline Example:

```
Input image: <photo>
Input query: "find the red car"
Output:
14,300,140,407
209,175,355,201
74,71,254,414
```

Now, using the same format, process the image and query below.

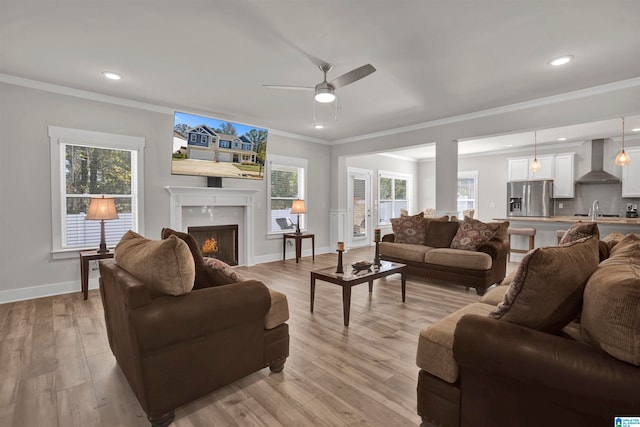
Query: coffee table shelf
310,261,407,326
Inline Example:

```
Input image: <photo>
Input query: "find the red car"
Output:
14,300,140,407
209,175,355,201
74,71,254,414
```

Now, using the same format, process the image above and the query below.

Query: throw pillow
391,212,426,244
115,230,195,296
581,233,640,366
424,221,459,248
450,217,502,251
559,221,599,245
400,208,409,216
161,228,211,290
490,236,599,332
203,257,245,285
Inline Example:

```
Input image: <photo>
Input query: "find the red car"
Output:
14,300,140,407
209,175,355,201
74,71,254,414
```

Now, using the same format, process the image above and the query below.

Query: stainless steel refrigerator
507,180,554,217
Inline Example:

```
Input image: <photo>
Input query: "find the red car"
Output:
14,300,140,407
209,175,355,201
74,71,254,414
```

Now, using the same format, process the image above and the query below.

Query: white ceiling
2,0,640,143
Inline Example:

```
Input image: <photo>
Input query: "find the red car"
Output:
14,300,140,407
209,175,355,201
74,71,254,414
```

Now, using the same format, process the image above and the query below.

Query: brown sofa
416,231,640,427
380,216,509,295
99,231,289,426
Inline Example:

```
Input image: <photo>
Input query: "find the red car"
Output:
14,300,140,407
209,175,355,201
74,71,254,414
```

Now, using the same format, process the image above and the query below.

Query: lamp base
97,219,109,254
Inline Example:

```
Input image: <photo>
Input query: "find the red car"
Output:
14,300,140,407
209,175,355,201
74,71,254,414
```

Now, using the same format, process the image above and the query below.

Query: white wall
0,82,331,302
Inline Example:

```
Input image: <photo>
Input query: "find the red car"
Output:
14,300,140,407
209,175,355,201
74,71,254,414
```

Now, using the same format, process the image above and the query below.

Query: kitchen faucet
591,200,599,221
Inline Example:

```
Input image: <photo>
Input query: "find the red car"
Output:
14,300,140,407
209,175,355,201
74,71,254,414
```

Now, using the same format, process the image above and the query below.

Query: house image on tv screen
186,125,257,163
172,111,268,179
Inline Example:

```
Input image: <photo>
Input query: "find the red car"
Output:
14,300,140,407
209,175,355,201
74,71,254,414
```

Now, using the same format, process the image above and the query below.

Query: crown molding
0,73,330,145
332,77,640,145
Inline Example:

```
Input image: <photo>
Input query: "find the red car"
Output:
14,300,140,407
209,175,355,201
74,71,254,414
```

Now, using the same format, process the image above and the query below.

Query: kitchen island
494,216,640,260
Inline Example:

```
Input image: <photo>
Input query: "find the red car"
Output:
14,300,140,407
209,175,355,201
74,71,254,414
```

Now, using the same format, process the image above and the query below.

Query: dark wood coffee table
310,261,407,326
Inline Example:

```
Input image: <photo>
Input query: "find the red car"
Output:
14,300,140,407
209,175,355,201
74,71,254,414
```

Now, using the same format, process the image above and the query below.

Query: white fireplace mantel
164,186,258,265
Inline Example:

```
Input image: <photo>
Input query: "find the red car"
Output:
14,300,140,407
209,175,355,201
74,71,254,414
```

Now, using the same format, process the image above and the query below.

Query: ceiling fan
263,62,376,104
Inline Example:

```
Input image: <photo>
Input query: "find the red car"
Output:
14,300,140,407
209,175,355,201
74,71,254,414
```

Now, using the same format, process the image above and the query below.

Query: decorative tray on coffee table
351,261,373,271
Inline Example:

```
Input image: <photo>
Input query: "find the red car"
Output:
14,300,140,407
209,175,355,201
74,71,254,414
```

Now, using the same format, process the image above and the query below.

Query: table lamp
290,199,306,235
86,196,119,253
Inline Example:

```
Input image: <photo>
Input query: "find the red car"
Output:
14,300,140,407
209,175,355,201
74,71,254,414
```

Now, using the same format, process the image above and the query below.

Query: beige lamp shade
290,199,306,214
86,196,119,220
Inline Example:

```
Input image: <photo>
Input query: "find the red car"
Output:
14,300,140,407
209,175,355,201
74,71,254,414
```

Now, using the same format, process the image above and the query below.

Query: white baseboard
0,278,99,304
1,247,336,304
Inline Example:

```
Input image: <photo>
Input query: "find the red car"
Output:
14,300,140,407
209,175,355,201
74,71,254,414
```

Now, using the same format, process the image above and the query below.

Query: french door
348,168,372,248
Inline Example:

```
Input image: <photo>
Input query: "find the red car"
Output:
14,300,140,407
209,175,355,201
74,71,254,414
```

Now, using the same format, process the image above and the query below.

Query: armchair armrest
453,315,640,418
132,280,271,352
382,233,395,243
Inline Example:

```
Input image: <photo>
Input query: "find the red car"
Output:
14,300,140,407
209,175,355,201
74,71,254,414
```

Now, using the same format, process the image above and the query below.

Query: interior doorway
348,168,372,248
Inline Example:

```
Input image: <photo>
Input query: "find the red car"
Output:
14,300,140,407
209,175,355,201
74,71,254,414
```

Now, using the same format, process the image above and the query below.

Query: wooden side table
80,250,114,300
282,233,315,263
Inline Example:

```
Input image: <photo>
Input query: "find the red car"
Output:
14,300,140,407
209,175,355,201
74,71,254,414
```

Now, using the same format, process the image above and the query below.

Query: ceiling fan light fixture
314,84,335,103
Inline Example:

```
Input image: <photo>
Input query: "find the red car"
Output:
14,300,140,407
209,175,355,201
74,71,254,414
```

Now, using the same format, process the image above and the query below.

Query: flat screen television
172,111,268,184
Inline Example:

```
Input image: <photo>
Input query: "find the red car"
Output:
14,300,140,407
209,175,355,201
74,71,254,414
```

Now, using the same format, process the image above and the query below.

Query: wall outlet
628,203,635,212
558,202,564,209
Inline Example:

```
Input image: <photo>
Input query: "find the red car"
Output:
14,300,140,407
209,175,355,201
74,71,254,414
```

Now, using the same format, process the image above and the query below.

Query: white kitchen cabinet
553,153,575,198
508,155,554,181
621,147,640,197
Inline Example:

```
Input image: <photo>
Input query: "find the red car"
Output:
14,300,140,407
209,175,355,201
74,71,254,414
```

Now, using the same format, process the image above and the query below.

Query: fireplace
188,225,239,266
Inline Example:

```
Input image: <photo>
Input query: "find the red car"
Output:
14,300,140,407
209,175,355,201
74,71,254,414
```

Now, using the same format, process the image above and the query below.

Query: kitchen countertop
495,216,640,225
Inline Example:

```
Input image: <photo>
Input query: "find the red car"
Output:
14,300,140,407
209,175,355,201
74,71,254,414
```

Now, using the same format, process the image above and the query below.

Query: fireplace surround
164,186,257,265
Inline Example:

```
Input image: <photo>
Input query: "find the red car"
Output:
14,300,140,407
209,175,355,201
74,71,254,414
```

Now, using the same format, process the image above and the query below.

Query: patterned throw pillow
450,217,502,251
559,221,599,245
490,236,599,332
203,257,245,285
391,212,426,244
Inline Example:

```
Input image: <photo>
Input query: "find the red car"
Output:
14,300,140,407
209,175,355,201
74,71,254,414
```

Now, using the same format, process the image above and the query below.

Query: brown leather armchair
99,260,289,426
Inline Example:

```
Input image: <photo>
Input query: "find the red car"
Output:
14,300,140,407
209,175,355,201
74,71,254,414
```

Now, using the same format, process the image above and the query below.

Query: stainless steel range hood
575,139,620,184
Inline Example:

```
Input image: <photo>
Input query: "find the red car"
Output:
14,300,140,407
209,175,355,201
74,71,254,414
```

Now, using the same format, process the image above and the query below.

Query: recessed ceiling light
550,55,573,66
505,144,513,147
557,137,568,141
102,71,122,80
314,124,324,129
632,128,640,132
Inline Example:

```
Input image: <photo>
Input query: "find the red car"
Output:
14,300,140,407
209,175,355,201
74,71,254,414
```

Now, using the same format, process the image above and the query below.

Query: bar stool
556,229,567,244
507,227,536,261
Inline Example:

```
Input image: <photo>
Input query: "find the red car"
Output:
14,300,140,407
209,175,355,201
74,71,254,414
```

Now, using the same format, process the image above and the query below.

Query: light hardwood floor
0,247,502,426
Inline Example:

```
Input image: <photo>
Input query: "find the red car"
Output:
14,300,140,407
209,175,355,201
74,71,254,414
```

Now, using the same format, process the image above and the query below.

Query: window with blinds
64,145,137,248
268,156,306,233
49,126,144,255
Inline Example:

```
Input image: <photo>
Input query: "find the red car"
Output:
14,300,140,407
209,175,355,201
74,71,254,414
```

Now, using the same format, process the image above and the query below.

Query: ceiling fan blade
329,64,376,89
262,85,314,91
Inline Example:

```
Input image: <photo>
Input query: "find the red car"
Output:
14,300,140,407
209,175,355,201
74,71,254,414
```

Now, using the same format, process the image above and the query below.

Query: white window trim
458,170,479,218
377,170,413,225
267,154,308,237
49,126,145,259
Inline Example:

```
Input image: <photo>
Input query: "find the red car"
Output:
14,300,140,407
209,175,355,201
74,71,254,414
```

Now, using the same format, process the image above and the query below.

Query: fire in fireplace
188,225,238,266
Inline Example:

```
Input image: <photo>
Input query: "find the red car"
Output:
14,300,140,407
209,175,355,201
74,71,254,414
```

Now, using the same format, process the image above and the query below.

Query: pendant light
530,130,541,172
615,117,631,166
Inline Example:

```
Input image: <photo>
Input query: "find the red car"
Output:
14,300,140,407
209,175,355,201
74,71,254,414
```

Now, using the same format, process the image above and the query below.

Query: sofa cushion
379,242,431,263
559,221,599,245
450,217,502,251
265,288,290,330
425,221,459,248
203,257,245,285
479,284,509,306
581,233,640,365
416,302,495,383
115,230,195,296
424,248,492,270
391,212,426,244
602,232,626,252
490,236,599,332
